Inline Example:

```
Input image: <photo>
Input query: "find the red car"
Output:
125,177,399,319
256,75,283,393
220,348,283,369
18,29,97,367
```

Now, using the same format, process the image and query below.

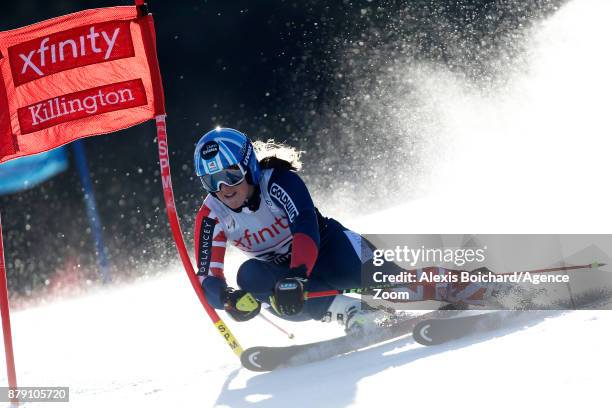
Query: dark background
0,0,565,297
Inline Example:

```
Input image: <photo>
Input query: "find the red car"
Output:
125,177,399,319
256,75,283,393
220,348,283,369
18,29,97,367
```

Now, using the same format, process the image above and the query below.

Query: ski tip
241,349,273,372
591,262,607,268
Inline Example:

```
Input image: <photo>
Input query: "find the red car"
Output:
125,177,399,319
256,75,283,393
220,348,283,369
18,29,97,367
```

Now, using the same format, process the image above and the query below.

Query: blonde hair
253,139,303,171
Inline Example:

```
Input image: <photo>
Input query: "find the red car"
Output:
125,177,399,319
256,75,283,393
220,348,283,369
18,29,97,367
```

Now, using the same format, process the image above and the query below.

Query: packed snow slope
2,0,612,407
2,248,611,408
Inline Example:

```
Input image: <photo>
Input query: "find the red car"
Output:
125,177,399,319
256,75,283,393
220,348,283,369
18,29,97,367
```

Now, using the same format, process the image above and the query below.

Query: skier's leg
308,221,500,315
309,219,367,291
311,219,499,307
298,219,366,321
236,258,334,322
236,258,291,298
305,219,393,331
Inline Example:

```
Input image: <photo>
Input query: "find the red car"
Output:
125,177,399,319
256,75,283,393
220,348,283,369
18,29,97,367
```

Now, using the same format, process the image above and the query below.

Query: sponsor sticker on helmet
207,161,218,172
241,143,253,167
201,141,219,160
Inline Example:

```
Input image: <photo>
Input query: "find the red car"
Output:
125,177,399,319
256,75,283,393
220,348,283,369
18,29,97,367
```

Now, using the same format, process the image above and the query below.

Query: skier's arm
194,203,228,309
267,169,320,276
195,203,261,321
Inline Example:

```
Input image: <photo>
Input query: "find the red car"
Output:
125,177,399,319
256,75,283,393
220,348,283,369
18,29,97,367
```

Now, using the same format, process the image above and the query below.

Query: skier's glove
223,288,261,322
271,270,307,316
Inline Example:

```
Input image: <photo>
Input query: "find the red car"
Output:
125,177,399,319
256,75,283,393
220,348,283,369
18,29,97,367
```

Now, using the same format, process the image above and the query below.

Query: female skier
193,127,386,332
193,127,490,331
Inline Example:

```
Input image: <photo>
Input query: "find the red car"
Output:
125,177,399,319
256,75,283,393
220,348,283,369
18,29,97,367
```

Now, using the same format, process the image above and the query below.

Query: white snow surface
2,263,612,408
3,0,612,407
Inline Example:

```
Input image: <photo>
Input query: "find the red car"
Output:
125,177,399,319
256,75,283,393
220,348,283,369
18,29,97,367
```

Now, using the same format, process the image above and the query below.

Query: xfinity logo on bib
270,183,299,222
8,20,135,86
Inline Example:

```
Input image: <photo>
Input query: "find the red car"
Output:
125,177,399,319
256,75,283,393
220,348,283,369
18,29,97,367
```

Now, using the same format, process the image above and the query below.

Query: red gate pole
0,212,18,405
136,0,243,357
155,115,243,357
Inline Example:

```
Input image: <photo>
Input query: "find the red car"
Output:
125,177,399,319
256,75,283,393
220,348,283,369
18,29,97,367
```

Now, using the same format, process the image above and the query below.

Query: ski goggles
199,165,246,192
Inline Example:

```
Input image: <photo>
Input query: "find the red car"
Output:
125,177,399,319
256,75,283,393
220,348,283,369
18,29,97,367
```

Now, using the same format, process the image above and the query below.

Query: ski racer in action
193,127,490,332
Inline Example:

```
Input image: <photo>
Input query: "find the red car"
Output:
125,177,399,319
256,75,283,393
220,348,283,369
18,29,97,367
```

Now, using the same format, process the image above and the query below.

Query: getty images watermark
360,235,612,310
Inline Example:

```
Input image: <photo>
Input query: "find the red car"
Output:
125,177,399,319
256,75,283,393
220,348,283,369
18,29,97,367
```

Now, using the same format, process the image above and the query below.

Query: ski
240,309,453,372
412,310,513,346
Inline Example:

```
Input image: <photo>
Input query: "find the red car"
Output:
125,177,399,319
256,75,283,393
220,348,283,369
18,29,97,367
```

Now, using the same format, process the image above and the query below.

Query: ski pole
305,286,394,299
494,262,605,275
259,313,295,339
304,262,606,299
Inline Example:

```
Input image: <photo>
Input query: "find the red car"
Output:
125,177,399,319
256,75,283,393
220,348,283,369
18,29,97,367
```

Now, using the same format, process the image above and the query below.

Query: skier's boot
322,295,389,334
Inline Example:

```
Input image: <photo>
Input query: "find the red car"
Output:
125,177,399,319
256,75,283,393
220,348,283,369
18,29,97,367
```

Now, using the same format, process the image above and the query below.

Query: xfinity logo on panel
8,20,135,85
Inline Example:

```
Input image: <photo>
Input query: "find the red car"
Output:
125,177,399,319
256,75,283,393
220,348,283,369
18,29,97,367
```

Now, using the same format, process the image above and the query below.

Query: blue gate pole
72,140,111,283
